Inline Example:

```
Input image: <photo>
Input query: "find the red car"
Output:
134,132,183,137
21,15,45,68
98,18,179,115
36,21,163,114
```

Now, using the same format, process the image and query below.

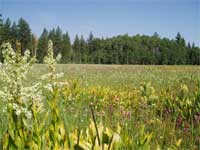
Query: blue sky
1,0,199,45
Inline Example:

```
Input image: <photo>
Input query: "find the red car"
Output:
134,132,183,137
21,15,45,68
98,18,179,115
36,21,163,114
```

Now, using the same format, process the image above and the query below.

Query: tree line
0,15,199,64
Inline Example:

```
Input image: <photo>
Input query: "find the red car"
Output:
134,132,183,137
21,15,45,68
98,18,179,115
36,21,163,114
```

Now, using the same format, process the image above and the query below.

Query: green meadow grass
2,64,200,149
27,64,200,90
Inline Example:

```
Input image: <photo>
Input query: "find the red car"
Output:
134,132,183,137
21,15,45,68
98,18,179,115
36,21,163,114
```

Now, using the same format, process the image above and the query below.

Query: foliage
0,41,42,149
0,16,199,64
60,78,200,149
0,41,126,150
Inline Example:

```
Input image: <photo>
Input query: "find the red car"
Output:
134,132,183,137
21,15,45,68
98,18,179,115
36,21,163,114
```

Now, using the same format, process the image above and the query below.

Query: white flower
25,111,32,119
15,109,21,116
56,53,62,62
44,83,53,92
112,133,121,143
54,72,64,79
12,103,18,110
0,41,67,127
57,81,69,87
40,73,51,80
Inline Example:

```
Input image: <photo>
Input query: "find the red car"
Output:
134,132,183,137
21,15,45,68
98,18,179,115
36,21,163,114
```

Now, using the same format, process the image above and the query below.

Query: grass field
26,65,200,148
28,64,200,90
1,64,200,149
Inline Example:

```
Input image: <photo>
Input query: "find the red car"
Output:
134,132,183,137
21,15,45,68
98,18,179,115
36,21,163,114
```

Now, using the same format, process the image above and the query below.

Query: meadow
0,41,200,149
28,64,200,90
26,64,200,149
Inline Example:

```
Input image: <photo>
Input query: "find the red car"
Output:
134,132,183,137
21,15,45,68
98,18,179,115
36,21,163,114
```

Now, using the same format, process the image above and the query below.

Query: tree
0,16,200,65
80,35,87,63
1,18,12,43
73,34,80,63
0,14,3,61
175,32,186,64
37,28,48,63
53,26,63,56
30,34,37,57
0,14,3,32
190,43,200,65
0,14,3,46
10,22,18,47
61,32,71,63
87,32,94,63
48,28,56,41
92,38,103,64
0,14,2,27
88,32,94,43
17,18,32,54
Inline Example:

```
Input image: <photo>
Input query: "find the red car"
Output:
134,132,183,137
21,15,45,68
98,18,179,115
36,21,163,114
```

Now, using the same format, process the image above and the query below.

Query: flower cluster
42,40,68,92
0,40,67,124
0,42,42,119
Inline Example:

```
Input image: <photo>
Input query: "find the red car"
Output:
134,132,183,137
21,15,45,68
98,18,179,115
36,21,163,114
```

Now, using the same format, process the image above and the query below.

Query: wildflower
183,123,189,132
25,111,32,119
126,111,131,119
112,133,121,143
44,83,53,92
176,115,183,129
15,109,21,116
0,42,42,119
56,53,62,62
0,40,66,130
54,72,64,79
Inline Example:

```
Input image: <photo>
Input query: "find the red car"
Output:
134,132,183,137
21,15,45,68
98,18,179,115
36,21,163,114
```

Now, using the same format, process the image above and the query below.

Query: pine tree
10,22,18,47
73,34,80,63
0,15,199,65
0,14,3,45
17,18,32,54
61,32,71,63
175,32,186,64
0,14,2,27
1,18,12,43
87,32,94,63
54,26,63,56
80,35,86,63
48,28,56,41
0,14,3,61
88,32,94,43
31,34,37,57
37,28,48,63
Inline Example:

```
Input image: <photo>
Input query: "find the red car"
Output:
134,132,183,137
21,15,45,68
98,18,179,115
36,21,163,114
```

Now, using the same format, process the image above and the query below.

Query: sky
0,0,199,46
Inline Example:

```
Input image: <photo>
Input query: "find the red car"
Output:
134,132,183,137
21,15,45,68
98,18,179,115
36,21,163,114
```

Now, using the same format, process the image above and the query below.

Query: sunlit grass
27,64,200,90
